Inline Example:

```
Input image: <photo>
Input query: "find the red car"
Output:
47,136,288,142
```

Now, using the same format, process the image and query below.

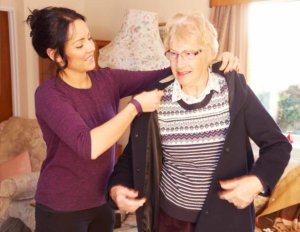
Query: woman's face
168,37,209,89
64,19,95,73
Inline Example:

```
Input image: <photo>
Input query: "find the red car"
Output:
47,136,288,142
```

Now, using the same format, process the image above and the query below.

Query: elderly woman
108,12,291,232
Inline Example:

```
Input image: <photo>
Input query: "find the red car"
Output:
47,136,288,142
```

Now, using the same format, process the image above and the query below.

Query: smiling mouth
177,71,191,77
86,55,95,62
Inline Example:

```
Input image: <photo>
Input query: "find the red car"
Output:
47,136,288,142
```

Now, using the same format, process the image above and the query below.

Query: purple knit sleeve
106,67,172,98
35,84,91,159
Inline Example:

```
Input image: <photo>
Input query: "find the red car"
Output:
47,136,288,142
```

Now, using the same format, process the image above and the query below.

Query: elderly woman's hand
218,175,264,209
110,185,146,213
218,52,240,74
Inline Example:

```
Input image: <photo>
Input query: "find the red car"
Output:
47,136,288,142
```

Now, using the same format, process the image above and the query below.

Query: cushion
0,172,39,200
0,117,46,171
0,150,31,181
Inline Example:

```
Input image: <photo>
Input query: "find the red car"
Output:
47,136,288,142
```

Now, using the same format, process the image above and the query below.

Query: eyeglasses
165,49,202,62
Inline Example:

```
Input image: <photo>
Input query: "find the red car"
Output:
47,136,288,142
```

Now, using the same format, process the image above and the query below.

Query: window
248,0,300,160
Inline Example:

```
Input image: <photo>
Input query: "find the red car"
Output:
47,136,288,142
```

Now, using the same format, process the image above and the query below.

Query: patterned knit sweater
157,72,230,222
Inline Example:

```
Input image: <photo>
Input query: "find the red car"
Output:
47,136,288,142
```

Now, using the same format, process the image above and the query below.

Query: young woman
27,7,239,232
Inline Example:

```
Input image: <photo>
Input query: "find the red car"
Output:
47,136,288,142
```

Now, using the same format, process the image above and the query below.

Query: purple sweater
35,68,171,211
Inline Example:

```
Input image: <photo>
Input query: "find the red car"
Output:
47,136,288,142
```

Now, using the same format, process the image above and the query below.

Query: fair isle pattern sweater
157,73,230,222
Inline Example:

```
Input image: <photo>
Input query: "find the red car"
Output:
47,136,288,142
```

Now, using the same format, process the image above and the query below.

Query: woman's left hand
218,175,264,209
218,52,240,73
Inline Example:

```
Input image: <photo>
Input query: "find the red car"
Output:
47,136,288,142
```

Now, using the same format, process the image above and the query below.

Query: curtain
210,0,264,7
210,4,249,80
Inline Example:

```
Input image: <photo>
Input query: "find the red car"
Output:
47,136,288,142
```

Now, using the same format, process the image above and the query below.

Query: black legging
35,203,115,232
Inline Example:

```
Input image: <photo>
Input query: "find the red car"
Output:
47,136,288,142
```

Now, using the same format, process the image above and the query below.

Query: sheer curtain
210,0,267,79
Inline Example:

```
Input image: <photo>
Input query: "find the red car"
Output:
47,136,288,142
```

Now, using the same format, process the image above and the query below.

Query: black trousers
35,203,115,232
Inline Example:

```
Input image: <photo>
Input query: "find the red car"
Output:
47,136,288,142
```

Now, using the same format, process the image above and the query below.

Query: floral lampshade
98,9,169,71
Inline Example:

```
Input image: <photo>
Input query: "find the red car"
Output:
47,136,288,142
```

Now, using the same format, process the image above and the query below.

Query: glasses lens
165,50,201,61
182,51,195,60
165,51,177,61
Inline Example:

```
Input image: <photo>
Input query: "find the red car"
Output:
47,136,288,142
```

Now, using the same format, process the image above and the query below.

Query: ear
46,48,63,64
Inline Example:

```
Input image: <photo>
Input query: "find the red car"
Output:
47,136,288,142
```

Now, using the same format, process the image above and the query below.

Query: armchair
0,117,46,231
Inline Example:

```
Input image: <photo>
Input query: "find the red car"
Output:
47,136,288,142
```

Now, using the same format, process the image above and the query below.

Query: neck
60,70,91,89
182,69,209,97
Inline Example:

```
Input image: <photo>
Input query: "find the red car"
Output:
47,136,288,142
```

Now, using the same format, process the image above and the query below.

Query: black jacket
108,63,291,232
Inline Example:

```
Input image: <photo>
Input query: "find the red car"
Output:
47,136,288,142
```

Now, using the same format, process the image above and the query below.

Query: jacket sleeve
106,136,135,209
243,82,292,194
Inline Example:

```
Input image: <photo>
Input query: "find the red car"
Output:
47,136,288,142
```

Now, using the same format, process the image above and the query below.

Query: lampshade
98,9,169,71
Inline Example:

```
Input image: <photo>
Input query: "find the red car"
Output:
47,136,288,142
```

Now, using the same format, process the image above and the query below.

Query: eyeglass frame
164,49,202,62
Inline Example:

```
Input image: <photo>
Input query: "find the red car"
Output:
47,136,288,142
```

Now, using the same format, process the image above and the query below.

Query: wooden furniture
38,39,110,83
94,39,110,69
116,144,123,159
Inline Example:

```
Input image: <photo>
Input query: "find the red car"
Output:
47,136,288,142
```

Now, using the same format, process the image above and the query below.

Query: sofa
0,117,46,231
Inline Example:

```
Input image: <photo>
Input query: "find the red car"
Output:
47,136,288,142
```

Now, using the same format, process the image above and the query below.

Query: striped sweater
157,73,230,222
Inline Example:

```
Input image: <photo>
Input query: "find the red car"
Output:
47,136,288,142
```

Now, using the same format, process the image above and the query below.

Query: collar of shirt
171,71,221,104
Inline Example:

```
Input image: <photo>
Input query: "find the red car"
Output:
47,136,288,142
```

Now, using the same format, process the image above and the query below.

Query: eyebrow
72,38,85,45
71,33,91,45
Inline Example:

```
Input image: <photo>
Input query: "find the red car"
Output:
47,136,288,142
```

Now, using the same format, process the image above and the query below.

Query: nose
175,54,186,68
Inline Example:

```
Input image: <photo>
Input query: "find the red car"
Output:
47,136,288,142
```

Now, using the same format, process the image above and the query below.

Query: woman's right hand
133,89,164,113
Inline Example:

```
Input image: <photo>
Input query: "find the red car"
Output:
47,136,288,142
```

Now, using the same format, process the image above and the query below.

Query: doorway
0,10,13,122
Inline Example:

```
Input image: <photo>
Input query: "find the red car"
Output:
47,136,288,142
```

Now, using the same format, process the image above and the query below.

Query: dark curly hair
26,7,85,72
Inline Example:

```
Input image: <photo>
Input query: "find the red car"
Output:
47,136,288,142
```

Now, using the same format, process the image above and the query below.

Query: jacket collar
212,61,249,122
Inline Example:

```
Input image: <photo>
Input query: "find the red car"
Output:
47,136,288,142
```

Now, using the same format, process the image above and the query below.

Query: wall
0,0,209,118
0,0,209,147
86,0,210,40
22,0,85,118
0,0,27,117
0,0,85,118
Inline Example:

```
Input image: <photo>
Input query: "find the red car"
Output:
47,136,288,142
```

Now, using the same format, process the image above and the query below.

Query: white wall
0,0,210,147
0,0,210,121
0,0,210,118
0,0,27,117
86,0,210,40
0,0,86,118
22,0,86,118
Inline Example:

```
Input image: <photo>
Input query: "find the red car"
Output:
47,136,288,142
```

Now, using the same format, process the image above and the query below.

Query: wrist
129,98,142,116
253,175,267,195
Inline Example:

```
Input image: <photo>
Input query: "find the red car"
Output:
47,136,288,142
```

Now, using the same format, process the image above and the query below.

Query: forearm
90,103,137,159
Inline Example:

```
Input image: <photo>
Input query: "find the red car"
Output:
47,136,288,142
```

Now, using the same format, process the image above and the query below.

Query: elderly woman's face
168,37,209,89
